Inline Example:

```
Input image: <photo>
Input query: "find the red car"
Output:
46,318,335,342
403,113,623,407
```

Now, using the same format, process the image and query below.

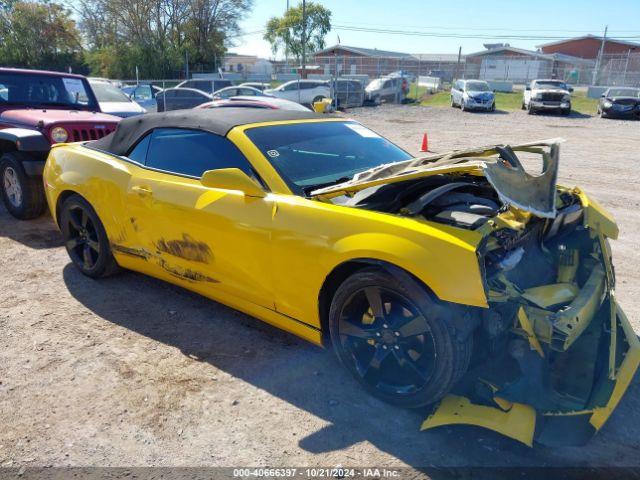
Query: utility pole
301,0,307,79
455,46,462,81
592,25,608,86
285,0,290,68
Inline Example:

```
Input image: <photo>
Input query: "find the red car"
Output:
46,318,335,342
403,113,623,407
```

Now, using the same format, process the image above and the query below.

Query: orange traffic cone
420,132,429,152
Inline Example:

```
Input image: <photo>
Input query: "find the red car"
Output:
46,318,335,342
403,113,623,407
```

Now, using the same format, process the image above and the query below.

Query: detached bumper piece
422,303,639,446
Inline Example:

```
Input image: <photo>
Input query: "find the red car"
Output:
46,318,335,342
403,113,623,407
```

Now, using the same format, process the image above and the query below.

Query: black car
175,79,233,95
597,87,640,119
155,87,213,112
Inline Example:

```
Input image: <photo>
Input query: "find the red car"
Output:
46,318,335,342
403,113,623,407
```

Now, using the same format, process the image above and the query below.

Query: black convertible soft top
90,108,324,156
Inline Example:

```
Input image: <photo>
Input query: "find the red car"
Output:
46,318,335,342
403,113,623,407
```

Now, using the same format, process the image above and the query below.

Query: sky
232,0,640,58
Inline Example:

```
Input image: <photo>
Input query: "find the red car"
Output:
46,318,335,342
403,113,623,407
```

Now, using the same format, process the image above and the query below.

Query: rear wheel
329,268,472,408
0,152,46,220
312,95,324,104
60,195,119,278
527,102,535,115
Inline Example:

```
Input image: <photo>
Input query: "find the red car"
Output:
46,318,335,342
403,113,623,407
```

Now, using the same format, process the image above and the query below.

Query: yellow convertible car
43,109,638,447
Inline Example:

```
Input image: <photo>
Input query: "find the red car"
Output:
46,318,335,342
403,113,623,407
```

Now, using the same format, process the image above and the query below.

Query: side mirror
201,168,266,198
568,86,574,93
600,93,606,98
525,86,531,91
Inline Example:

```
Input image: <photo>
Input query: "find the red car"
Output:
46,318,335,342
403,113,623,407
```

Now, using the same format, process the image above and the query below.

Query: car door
124,128,276,308
278,81,299,102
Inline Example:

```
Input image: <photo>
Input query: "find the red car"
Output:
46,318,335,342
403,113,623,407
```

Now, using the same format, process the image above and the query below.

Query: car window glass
282,82,298,91
127,134,151,164
0,83,7,101
383,80,391,88
240,88,256,96
134,85,153,100
145,128,254,178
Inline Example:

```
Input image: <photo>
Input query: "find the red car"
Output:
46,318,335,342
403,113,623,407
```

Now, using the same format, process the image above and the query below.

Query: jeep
0,68,121,219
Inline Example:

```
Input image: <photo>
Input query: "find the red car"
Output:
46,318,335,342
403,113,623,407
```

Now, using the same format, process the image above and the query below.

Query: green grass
414,87,599,116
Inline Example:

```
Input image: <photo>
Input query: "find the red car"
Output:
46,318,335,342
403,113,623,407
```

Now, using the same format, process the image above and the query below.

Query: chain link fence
116,52,640,110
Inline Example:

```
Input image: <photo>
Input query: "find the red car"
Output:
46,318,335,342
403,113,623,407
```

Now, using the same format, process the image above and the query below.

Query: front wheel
60,195,119,278
0,152,46,220
329,268,472,408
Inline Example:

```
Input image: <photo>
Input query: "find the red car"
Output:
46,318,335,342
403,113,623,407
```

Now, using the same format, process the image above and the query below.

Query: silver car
451,79,496,112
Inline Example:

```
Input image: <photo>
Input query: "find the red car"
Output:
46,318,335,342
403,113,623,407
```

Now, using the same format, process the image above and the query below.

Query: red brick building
538,35,640,59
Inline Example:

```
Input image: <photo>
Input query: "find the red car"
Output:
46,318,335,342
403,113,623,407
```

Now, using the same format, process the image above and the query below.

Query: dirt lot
1,105,640,473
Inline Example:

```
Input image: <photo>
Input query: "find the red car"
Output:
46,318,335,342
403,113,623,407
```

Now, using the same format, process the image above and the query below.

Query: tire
599,108,607,119
490,102,496,112
450,96,455,108
59,195,119,279
329,267,472,408
527,102,535,115
312,96,324,105
561,108,571,116
460,99,466,112
521,101,526,110
0,151,47,220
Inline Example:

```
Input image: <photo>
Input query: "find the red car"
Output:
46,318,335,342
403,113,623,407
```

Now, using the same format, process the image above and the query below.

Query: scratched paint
155,234,213,263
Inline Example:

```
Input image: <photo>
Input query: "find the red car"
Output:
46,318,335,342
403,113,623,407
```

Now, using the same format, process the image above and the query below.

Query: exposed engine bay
321,139,639,447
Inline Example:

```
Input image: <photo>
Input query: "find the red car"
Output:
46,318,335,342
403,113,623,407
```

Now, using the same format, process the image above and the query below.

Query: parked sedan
156,88,212,112
44,109,638,447
451,79,495,112
195,96,311,111
90,80,146,118
239,82,271,91
263,80,330,105
176,79,233,95
212,86,268,100
597,87,640,119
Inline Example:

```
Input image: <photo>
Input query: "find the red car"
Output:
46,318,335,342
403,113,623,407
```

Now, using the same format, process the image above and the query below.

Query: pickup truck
522,79,573,115
0,68,120,219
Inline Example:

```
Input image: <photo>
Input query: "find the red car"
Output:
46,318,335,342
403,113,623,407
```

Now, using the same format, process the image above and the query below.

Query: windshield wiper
303,176,352,196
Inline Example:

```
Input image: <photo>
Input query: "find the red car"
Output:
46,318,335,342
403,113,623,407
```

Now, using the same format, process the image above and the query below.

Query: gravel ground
1,105,639,474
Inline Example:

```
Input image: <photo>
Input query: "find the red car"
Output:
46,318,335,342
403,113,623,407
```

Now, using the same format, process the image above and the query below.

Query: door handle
132,185,152,196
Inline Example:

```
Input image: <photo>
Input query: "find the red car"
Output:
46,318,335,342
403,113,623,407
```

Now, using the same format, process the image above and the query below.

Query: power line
333,20,640,34
331,24,640,41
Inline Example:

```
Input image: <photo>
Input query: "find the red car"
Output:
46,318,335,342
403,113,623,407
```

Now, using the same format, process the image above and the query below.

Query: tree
76,0,252,78
0,1,85,72
264,2,331,64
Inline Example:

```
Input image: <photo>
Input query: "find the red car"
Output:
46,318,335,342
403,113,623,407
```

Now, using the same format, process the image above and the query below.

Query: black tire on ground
460,99,466,112
521,101,526,110
527,102,535,115
450,96,455,108
312,96,324,105
329,267,472,408
0,152,47,220
60,195,119,279
599,109,607,118
490,102,496,112
561,108,571,116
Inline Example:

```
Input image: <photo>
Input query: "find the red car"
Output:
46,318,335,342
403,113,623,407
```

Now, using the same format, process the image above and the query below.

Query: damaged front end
314,139,639,446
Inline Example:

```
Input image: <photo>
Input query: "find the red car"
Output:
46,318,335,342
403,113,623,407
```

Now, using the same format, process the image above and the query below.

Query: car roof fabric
89,108,324,156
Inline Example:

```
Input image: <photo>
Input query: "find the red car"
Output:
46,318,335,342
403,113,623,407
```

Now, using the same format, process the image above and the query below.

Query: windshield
465,81,490,92
534,81,567,89
607,88,640,98
367,79,384,90
0,72,97,109
90,82,131,103
245,121,412,195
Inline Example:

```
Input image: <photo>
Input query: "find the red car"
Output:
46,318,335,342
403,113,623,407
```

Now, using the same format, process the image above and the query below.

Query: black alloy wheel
60,195,119,278
329,268,471,408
